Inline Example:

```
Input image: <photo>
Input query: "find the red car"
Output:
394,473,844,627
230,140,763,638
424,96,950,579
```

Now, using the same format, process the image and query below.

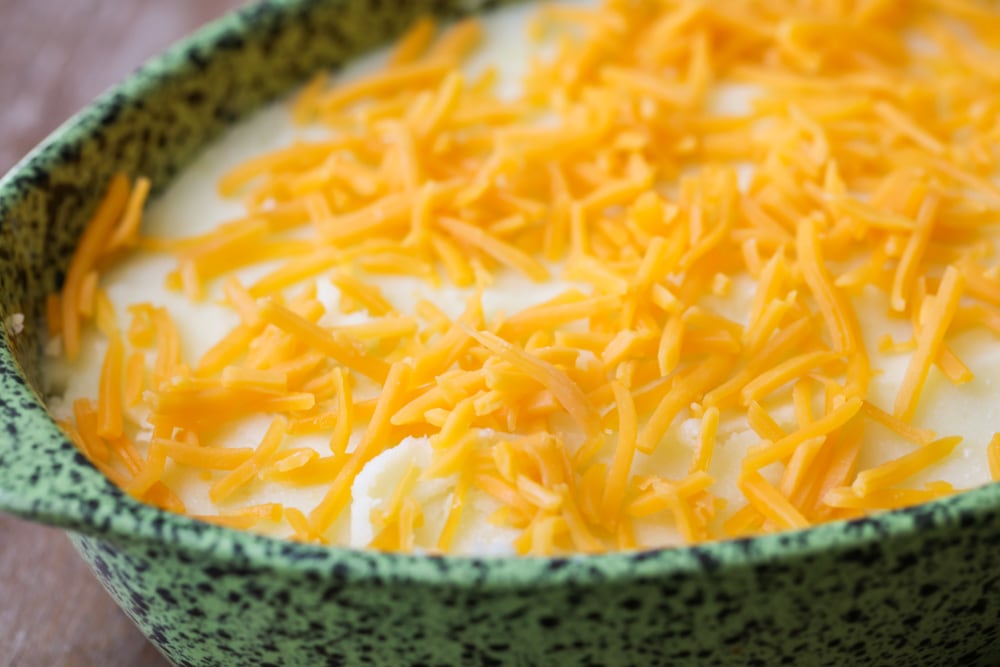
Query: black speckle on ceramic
3,1,1000,665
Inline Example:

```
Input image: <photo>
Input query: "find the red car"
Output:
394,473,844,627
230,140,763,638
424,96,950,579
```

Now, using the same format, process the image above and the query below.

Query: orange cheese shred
210,416,288,503
96,333,125,439
739,470,809,530
852,436,963,497
61,173,130,360
309,361,411,534
600,380,638,525
989,433,1000,482
894,267,965,421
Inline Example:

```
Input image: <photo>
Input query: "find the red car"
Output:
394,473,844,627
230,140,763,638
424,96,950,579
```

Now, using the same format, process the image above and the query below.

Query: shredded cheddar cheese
51,0,1000,555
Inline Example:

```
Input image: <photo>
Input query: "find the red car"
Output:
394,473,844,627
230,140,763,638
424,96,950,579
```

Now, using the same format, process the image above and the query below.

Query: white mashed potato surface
47,0,1000,554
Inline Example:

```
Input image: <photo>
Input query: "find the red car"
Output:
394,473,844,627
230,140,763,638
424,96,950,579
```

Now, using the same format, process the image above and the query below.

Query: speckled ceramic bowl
1,1,1000,666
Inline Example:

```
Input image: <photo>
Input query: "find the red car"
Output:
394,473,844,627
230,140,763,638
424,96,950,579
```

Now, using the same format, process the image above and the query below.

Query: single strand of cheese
436,216,549,281
96,333,125,439
387,16,437,67
744,397,863,470
600,380,638,526
106,176,152,252
62,173,130,360
989,433,1000,481
690,406,720,474
257,300,389,382
796,215,858,355
72,399,110,463
209,416,288,503
309,361,411,534
436,470,472,552
319,60,451,114
157,440,254,470
852,435,962,497
747,400,787,442
860,400,935,445
738,470,809,530
894,266,965,420
740,350,842,406
124,442,168,498
890,191,939,312
637,355,730,454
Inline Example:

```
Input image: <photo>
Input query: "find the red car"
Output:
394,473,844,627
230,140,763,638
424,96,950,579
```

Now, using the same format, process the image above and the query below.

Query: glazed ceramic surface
1,1,1000,665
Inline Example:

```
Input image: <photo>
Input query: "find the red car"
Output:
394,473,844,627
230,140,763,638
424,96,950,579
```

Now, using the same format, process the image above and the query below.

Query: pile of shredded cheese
48,0,1000,555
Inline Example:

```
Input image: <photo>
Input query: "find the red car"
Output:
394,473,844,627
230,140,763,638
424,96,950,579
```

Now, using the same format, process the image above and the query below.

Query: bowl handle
0,350,113,535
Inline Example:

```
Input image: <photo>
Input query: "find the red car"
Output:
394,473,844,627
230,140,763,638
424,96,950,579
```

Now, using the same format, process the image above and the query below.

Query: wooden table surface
0,2,242,665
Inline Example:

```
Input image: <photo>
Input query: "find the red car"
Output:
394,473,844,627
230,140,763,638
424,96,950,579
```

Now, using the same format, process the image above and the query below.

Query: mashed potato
48,0,1000,554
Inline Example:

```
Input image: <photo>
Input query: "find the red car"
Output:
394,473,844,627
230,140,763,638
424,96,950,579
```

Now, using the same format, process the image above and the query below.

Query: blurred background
0,2,242,664
0,1,242,171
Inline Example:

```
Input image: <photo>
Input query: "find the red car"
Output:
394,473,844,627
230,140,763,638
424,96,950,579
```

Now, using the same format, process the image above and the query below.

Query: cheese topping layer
48,0,1000,555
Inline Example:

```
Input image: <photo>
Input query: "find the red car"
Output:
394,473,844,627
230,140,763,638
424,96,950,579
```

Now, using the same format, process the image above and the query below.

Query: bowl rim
1,0,997,588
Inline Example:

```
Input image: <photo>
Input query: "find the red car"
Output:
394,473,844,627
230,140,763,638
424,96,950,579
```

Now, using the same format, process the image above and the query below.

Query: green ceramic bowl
1,1,1000,665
